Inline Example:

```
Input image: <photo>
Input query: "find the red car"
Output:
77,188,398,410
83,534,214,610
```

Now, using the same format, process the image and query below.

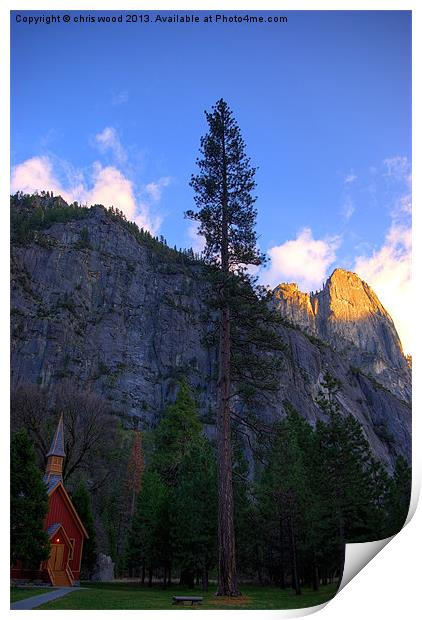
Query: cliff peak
321,268,391,322
273,269,410,401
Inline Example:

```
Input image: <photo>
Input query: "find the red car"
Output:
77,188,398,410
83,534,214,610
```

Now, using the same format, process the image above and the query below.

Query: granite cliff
273,270,410,403
10,195,411,470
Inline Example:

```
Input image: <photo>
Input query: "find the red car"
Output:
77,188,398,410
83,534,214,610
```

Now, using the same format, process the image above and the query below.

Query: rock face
10,200,411,471
11,206,217,420
273,283,317,335
273,269,411,403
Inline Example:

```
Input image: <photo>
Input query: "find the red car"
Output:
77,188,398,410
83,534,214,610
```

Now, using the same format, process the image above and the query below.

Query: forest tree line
10,191,203,264
11,375,410,590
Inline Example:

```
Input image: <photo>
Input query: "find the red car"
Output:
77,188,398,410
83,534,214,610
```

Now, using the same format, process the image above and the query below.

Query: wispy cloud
111,90,129,106
383,156,411,183
11,155,162,235
261,227,341,291
340,170,357,220
342,196,355,221
40,128,61,148
382,156,412,220
95,126,127,164
10,156,84,204
353,157,412,352
144,177,172,202
344,172,357,185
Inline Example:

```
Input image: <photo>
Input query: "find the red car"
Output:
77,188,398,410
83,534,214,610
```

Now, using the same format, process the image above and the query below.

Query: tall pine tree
187,98,262,596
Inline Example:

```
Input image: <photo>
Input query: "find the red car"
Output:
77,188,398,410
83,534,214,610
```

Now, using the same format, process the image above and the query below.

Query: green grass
11,587,53,603
37,582,338,610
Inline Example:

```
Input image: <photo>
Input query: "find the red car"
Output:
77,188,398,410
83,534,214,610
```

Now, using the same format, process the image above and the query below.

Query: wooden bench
172,596,203,606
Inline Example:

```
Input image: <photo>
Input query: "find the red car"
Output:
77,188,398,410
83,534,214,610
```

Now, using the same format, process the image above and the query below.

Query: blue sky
10,10,412,350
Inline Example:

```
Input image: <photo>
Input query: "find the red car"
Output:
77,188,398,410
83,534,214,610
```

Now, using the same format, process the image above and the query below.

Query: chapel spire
45,414,66,482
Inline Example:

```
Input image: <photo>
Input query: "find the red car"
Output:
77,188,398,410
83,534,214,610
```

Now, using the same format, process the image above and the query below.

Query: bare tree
52,380,116,482
11,381,117,484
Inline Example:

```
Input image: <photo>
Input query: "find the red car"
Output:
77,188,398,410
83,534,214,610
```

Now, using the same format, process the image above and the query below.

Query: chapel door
50,544,65,570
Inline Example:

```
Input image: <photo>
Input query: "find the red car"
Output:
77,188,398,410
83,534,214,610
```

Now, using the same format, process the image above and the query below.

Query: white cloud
11,156,161,235
135,206,162,234
86,163,162,234
10,156,83,203
145,177,171,202
354,224,412,354
95,127,127,164
86,162,136,219
261,228,341,291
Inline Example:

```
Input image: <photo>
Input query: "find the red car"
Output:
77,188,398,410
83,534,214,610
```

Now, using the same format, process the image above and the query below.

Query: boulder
91,553,114,582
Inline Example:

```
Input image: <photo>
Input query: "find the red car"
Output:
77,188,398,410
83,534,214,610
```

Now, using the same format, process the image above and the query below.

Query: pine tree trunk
180,569,195,588
202,565,209,591
289,516,301,595
215,304,239,596
279,516,286,589
215,113,239,598
312,560,319,591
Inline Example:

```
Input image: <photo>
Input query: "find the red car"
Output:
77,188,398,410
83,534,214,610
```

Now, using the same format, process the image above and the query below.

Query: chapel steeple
44,414,66,483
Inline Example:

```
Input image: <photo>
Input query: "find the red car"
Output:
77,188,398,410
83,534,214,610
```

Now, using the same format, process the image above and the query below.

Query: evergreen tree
258,414,309,594
152,379,202,484
231,436,260,582
282,404,324,591
124,430,144,519
154,380,217,587
315,372,380,544
125,381,217,587
187,98,263,596
10,431,50,568
125,469,169,585
382,455,411,537
71,480,97,578
171,438,217,589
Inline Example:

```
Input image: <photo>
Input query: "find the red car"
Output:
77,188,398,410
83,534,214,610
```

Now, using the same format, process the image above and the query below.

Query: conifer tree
258,415,308,594
187,98,263,596
125,469,168,584
71,480,97,577
382,455,411,536
152,379,202,484
171,439,217,589
125,431,144,518
125,381,217,587
10,431,50,567
315,372,378,545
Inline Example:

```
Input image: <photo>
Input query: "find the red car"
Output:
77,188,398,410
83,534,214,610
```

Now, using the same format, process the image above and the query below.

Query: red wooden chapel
11,415,89,586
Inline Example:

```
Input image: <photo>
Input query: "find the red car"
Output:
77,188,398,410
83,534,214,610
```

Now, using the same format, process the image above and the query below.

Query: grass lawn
38,582,339,610
11,587,54,603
